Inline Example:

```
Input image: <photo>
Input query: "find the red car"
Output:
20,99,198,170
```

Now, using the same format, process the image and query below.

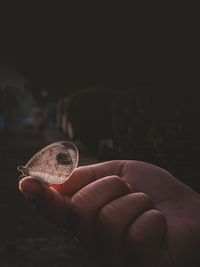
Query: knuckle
69,193,83,215
134,192,153,206
128,209,166,246
98,204,115,226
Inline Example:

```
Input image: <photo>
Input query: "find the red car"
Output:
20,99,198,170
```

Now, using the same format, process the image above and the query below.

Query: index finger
52,160,127,195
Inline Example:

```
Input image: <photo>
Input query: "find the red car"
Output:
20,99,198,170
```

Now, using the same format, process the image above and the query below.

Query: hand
19,160,200,267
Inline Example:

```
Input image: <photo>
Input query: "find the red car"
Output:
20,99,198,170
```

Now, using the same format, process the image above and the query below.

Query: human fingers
19,176,69,227
52,160,127,195
68,175,131,249
96,192,153,250
95,195,169,266
126,209,169,267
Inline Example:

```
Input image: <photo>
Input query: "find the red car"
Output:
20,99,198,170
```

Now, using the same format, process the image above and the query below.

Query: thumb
19,176,69,227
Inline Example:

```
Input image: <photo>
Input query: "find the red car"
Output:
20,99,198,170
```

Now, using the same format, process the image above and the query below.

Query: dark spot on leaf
56,153,71,165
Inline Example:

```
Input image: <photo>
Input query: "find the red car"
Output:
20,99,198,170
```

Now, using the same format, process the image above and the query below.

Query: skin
19,160,200,267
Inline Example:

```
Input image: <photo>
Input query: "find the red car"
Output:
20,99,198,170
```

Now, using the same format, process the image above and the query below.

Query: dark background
0,3,200,267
